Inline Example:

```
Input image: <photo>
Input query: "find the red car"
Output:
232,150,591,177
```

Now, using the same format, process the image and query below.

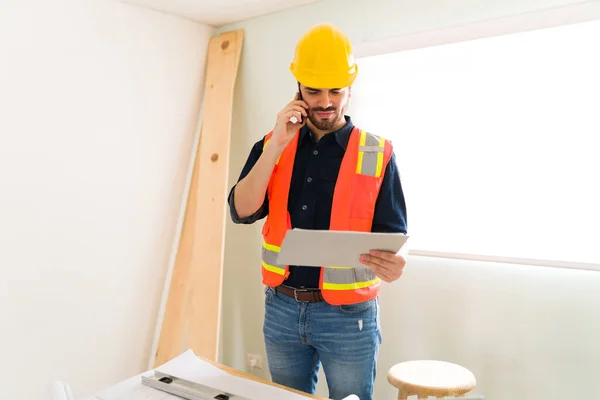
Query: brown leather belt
275,285,324,302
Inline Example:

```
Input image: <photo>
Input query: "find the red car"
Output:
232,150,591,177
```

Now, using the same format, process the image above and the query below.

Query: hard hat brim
290,64,358,89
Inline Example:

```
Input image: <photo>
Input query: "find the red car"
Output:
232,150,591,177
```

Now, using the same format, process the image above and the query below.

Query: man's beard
307,107,341,131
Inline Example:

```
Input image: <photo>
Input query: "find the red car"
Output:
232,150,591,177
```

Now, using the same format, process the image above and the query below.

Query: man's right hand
271,93,308,150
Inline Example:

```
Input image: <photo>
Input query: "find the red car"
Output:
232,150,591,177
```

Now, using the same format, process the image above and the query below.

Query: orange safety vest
260,126,394,306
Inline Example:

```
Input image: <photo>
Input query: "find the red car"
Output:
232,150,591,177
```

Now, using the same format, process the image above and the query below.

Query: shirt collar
299,115,354,149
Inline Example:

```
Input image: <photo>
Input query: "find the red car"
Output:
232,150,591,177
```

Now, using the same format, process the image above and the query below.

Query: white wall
0,1,213,399
216,0,600,399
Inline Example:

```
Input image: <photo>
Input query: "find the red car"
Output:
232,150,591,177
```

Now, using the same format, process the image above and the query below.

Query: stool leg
398,388,409,400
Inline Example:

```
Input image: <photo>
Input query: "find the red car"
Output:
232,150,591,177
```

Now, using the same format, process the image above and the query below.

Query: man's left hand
360,250,406,283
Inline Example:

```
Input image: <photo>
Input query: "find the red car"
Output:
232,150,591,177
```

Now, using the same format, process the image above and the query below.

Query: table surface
204,356,327,399
80,356,328,400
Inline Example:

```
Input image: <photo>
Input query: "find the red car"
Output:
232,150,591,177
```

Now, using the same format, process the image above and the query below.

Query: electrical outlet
246,353,262,370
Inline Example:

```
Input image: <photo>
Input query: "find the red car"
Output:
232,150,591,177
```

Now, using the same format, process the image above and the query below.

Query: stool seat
387,360,476,399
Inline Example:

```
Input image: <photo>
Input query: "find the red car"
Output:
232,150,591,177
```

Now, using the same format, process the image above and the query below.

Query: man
227,23,408,400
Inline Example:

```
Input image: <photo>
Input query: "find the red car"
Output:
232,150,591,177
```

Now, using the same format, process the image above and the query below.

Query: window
350,11,600,267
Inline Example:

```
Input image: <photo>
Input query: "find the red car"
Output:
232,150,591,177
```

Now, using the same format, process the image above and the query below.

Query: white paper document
50,381,75,400
152,350,317,400
83,349,358,400
276,229,409,269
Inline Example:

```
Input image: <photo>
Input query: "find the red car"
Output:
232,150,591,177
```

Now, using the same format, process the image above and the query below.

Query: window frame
352,2,600,272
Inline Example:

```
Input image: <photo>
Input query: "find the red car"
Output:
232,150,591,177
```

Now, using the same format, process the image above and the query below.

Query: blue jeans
262,286,382,400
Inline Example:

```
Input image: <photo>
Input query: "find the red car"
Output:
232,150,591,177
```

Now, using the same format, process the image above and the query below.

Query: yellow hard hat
290,23,358,89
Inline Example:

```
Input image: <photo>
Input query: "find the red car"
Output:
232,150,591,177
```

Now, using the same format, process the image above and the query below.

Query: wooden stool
387,360,476,399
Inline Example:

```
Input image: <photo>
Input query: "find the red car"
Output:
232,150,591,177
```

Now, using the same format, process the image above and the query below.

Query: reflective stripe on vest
324,130,386,293
322,266,380,290
262,242,286,275
357,130,385,178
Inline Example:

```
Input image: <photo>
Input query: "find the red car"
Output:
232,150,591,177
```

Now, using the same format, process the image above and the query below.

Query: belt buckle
293,288,310,302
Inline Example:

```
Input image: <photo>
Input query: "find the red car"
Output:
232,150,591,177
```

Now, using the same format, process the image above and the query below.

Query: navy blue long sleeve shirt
228,116,407,289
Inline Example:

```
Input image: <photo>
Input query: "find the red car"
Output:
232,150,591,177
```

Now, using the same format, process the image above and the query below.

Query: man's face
299,85,351,131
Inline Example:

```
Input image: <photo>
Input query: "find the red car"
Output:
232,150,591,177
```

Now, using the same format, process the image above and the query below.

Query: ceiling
121,0,322,26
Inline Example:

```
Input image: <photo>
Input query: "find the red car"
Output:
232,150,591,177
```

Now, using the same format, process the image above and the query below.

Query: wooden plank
153,29,244,367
